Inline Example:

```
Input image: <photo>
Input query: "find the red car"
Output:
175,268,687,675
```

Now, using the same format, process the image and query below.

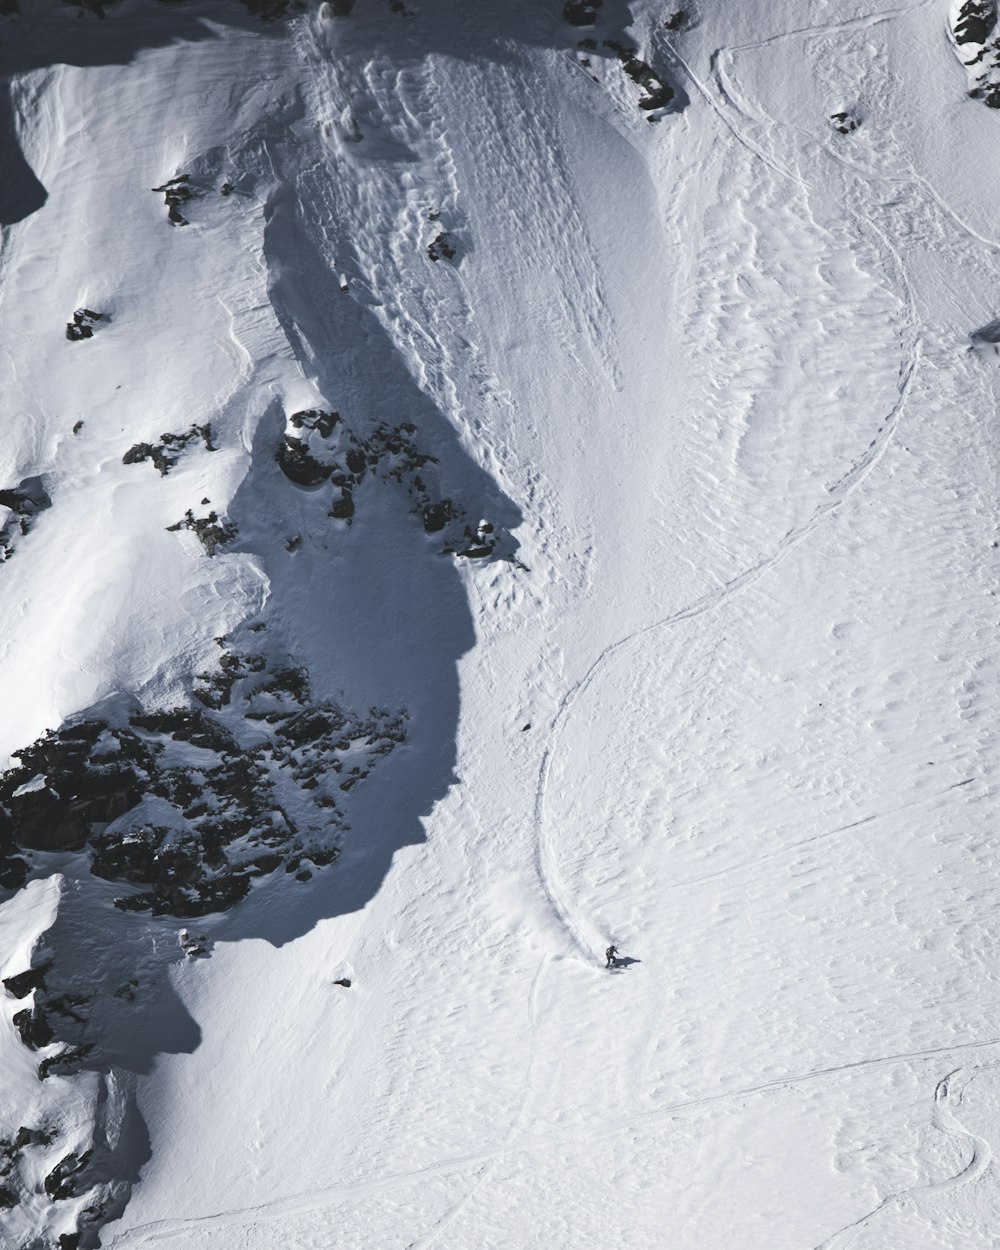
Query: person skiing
605,944,618,968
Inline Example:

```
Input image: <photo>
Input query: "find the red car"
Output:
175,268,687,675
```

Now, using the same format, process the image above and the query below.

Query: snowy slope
1,0,999,1247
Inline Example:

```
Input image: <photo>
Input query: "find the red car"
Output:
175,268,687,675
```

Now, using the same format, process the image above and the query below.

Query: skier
605,944,618,968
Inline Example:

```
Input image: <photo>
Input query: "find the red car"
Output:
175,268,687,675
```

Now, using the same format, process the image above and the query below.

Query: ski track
813,1066,994,1250
531,318,920,962
533,0,927,969
106,1037,1000,1248
710,0,1000,259
58,8,990,1247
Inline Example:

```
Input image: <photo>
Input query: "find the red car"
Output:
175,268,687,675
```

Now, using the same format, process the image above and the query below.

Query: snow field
0,0,998,1246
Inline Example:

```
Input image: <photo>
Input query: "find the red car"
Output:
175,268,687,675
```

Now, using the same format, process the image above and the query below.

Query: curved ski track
104,8,990,1247
107,1037,1000,1247
814,1066,994,1249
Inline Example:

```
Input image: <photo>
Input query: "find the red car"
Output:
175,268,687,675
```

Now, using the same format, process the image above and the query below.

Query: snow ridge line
106,1037,1000,1247
813,1066,994,1250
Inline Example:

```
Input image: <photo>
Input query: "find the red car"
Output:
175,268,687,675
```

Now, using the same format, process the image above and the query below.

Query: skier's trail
813,1066,994,1250
532,319,919,960
106,1038,1000,1248
533,0,924,963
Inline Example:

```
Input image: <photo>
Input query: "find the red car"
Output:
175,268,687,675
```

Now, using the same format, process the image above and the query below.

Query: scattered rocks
0,475,51,564
122,423,217,475
151,174,195,226
65,308,105,342
273,406,502,558
955,0,997,46
951,2,1000,108
44,1150,92,1201
38,1044,94,1081
12,1005,53,1049
179,929,208,957
829,110,859,134
0,671,406,917
165,508,238,556
427,231,457,261
604,40,674,111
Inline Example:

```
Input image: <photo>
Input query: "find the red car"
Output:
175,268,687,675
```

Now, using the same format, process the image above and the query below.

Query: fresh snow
1,0,999,1247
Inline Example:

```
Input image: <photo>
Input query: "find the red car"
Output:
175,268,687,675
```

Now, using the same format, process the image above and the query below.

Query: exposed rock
423,499,455,533
44,1150,92,1201
427,231,457,261
65,308,105,342
12,1005,54,1050
165,508,238,555
277,435,336,486
951,3,1000,108
955,0,997,45
289,408,339,439
0,674,406,918
0,474,52,562
122,424,217,475
151,174,195,226
38,1044,94,1081
2,965,49,998
829,110,859,134
604,40,674,111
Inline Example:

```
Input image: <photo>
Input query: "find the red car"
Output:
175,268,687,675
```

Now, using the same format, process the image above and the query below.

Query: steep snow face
1,0,1000,1247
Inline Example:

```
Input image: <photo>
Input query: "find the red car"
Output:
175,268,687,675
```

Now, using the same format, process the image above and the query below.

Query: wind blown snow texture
0,0,998,1247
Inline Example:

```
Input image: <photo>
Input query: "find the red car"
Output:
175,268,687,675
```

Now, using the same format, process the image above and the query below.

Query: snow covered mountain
1,0,998,1246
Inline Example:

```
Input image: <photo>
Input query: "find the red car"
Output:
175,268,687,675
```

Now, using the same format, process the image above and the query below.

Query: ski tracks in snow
106,1038,1000,1248
814,1065,994,1250
531,0,926,971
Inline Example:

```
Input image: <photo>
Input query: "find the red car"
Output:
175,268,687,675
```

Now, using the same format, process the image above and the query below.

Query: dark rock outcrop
0,662,406,918
3,965,49,998
44,1150,92,1201
122,424,216,475
151,174,195,226
165,508,238,555
65,308,105,342
0,474,52,563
